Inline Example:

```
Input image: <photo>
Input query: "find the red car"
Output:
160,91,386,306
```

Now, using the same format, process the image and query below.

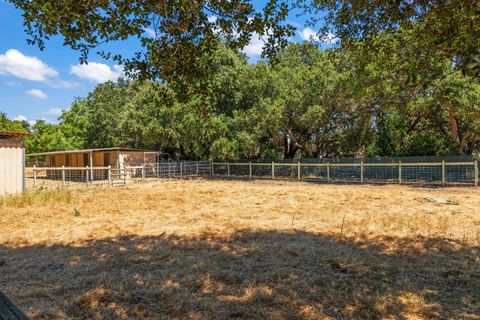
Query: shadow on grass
0,231,478,319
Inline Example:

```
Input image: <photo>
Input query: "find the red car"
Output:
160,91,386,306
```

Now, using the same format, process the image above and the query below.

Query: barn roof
0,131,30,141
27,147,159,157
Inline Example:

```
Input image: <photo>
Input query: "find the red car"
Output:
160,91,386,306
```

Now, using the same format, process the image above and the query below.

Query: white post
297,162,301,180
327,162,330,182
89,151,93,180
441,160,446,185
249,162,252,179
62,165,65,187
360,161,364,184
33,164,37,188
196,162,199,175
168,162,171,178
108,165,112,185
475,160,478,187
180,162,183,178
272,162,275,179
86,166,89,185
398,161,402,184
142,164,146,180
227,163,230,176
211,162,214,175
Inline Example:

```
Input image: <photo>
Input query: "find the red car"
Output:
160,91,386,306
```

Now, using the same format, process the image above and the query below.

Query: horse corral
0,179,478,319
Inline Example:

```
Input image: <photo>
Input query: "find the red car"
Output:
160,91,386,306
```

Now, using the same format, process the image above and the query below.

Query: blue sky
0,1,333,124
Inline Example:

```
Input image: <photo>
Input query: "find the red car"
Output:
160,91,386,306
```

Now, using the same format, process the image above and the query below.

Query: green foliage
21,42,480,159
9,0,294,82
0,112,29,132
307,0,480,78
26,120,82,154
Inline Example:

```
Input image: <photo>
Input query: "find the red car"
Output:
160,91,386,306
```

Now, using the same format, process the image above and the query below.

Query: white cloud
0,49,58,81
243,33,264,57
43,108,63,116
70,62,123,83
26,89,48,99
298,28,339,44
324,32,339,44
12,114,35,125
13,115,27,121
144,28,158,38
299,28,320,42
48,79,80,89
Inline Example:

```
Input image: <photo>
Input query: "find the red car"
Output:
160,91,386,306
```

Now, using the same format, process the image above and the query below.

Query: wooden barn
27,148,160,181
27,147,159,169
0,132,29,195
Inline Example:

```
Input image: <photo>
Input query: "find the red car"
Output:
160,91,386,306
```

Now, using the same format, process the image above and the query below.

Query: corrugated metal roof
0,131,30,141
27,147,159,157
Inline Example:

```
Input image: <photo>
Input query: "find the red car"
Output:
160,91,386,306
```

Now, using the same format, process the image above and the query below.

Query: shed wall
0,141,24,195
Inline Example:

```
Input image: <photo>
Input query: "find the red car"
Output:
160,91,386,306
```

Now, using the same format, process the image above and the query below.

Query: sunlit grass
0,179,478,319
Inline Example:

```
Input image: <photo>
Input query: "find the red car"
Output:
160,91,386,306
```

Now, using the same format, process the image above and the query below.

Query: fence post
168,162,171,178
33,165,37,188
272,162,275,179
475,160,478,187
142,164,146,180
157,162,160,179
360,161,364,184
327,162,330,182
196,162,199,175
297,161,301,180
62,165,65,187
180,162,183,178
249,162,252,179
398,161,402,184
441,160,445,186
86,166,89,186
211,162,214,175
108,165,112,185
227,163,230,176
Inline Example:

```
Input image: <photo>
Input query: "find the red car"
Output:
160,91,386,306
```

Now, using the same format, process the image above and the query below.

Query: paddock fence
24,158,480,189
25,161,212,190
211,160,480,186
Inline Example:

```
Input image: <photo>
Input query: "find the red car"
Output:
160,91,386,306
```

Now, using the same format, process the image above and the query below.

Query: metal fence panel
24,159,479,190
212,160,479,186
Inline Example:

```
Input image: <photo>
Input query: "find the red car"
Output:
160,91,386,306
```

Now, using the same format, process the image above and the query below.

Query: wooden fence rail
25,161,212,190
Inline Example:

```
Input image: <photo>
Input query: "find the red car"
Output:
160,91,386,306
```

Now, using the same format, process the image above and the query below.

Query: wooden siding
45,151,120,168
0,142,24,195
42,150,158,169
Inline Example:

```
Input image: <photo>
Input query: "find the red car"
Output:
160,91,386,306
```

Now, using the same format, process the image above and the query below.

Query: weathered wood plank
0,290,28,320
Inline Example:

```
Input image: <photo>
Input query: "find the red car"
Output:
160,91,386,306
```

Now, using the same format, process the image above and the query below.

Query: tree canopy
9,0,293,81
9,0,479,80
6,1,480,158
22,42,480,159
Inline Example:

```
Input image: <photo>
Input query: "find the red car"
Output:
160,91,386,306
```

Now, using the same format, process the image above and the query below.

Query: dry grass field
0,178,479,319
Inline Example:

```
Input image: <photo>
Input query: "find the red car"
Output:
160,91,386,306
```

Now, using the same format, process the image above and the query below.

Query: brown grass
1,179,479,319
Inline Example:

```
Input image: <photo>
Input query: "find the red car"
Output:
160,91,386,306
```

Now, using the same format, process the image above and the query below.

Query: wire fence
25,161,212,190
212,160,480,186
25,159,479,190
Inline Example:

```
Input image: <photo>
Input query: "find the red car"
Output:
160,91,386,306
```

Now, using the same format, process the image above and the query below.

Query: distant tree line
3,39,480,160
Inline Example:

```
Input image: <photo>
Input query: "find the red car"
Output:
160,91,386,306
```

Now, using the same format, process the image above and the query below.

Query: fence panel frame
211,160,478,186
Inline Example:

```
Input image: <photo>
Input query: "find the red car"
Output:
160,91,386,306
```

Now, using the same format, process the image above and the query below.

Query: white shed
0,132,29,195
